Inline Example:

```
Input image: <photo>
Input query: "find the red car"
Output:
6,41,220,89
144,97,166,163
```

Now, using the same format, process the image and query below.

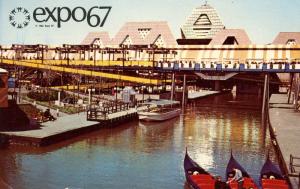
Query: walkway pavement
269,94,300,188
188,90,220,99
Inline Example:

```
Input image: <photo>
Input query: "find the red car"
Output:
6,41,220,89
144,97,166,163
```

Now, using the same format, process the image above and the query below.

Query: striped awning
177,45,300,63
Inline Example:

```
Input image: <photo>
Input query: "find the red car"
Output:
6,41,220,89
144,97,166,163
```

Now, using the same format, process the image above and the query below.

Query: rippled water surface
0,93,275,189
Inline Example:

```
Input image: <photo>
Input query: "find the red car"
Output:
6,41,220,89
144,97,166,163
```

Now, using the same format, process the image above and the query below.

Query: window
223,36,239,45
194,14,212,26
286,39,296,45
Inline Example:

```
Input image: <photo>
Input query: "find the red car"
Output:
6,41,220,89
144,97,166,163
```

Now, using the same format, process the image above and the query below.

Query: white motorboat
138,100,181,121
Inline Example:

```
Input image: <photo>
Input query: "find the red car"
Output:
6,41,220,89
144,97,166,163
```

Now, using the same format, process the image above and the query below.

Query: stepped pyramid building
178,3,252,45
179,3,225,44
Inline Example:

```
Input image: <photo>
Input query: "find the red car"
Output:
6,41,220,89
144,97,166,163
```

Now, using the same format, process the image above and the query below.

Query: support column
294,73,299,110
262,74,269,126
288,73,294,104
171,73,175,101
182,74,187,109
18,68,22,103
214,80,221,91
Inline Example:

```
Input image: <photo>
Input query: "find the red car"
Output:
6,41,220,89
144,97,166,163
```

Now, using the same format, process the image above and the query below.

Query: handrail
87,102,130,121
290,154,300,173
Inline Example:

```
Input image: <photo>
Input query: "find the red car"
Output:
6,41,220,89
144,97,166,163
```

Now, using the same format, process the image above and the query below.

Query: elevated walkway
1,59,154,67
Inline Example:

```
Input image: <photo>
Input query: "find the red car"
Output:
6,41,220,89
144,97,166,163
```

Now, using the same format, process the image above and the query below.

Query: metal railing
290,154,300,173
86,101,130,121
289,154,300,189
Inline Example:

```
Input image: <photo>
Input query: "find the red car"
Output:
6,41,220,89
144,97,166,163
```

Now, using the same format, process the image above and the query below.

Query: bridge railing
156,59,300,72
2,56,300,74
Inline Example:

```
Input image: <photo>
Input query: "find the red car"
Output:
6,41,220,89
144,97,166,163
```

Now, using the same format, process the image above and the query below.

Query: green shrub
27,90,66,101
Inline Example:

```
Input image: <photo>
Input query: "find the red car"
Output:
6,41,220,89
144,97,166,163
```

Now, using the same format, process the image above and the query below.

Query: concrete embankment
269,94,300,189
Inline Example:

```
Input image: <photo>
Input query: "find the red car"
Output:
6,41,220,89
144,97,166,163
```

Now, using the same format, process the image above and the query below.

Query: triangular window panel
138,28,151,40
223,36,239,45
121,35,132,45
93,39,103,47
194,14,212,26
154,35,165,47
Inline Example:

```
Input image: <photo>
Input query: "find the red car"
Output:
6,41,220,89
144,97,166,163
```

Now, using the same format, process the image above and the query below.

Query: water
0,93,275,189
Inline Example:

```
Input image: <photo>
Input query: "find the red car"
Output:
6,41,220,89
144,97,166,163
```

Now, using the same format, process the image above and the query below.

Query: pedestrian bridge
1,44,300,84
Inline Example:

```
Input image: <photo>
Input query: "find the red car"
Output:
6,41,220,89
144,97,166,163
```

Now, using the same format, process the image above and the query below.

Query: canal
0,93,276,189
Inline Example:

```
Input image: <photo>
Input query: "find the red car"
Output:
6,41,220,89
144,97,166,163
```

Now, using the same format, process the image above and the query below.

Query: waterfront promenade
269,94,300,188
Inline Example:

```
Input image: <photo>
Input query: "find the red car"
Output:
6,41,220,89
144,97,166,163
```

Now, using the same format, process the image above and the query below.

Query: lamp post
88,88,91,105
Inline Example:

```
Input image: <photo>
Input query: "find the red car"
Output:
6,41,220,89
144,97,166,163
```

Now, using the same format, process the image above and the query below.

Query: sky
0,0,300,45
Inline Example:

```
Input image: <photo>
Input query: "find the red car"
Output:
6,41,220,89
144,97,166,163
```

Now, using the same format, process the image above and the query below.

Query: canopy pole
262,74,269,127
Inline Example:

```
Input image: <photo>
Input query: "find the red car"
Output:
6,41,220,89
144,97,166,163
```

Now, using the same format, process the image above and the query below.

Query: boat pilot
227,168,244,189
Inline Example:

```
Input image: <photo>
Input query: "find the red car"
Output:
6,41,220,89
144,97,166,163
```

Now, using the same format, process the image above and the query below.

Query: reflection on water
0,93,275,189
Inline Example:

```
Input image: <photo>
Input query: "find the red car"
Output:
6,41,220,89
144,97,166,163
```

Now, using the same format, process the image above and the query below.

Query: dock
0,108,137,147
269,94,300,188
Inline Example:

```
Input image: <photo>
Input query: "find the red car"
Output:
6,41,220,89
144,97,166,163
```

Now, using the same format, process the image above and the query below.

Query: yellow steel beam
1,59,160,85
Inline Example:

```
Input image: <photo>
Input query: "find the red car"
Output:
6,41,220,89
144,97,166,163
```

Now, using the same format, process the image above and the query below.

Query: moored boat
184,149,216,189
138,100,181,121
260,154,289,189
225,152,258,189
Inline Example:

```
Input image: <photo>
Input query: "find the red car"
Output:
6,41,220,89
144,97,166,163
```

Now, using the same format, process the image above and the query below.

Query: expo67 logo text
9,6,111,29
